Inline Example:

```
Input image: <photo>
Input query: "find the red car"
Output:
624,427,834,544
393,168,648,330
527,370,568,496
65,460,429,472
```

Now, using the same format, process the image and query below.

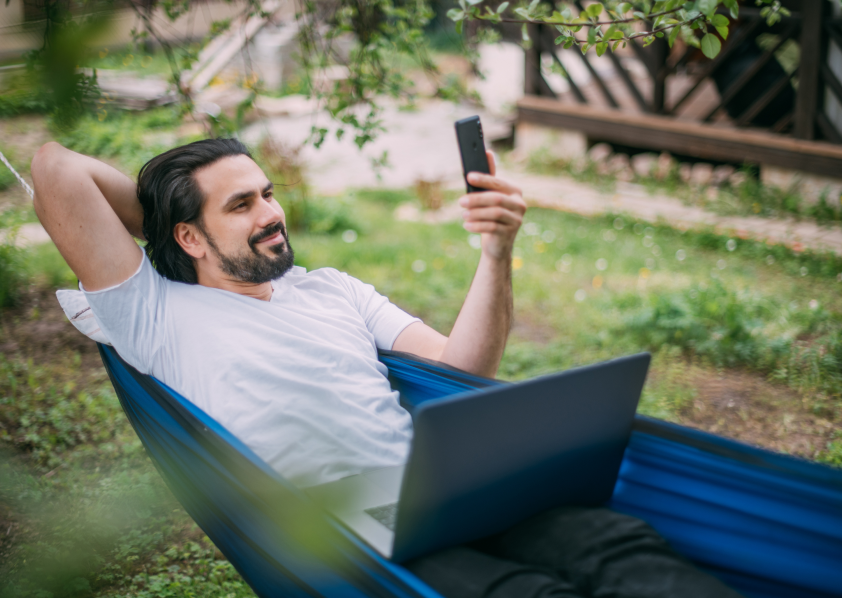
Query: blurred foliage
0,352,255,598
452,0,789,58
0,210,28,309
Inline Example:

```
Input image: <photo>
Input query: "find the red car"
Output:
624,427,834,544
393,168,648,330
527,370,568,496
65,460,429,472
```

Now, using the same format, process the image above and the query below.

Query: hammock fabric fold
98,344,842,598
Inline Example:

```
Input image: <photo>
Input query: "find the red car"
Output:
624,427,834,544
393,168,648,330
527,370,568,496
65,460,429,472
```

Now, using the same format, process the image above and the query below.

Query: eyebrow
222,181,274,211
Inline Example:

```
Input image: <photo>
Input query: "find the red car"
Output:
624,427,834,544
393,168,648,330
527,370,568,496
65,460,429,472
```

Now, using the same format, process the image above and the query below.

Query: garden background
1,0,841,596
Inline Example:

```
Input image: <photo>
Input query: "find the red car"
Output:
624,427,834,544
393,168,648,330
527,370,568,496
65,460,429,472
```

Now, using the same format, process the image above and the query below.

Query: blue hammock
98,344,842,598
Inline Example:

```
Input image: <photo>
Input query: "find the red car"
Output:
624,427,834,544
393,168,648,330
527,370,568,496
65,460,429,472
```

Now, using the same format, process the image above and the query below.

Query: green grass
2,188,842,597
55,107,185,174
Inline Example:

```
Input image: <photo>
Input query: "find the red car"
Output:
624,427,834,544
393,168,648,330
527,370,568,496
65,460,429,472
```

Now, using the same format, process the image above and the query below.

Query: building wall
0,0,293,61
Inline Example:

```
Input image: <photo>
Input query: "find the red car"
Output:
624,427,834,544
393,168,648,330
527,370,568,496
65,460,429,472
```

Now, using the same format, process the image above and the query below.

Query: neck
195,269,274,301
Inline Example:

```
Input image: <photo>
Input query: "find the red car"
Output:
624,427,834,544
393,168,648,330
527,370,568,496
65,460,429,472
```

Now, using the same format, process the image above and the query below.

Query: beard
201,220,295,284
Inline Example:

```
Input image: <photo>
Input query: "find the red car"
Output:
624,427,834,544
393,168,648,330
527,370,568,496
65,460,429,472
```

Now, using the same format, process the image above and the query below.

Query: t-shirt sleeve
83,252,168,374
338,272,420,350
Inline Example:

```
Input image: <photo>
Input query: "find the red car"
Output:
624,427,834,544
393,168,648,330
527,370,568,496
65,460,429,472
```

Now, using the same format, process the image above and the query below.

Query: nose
257,193,286,228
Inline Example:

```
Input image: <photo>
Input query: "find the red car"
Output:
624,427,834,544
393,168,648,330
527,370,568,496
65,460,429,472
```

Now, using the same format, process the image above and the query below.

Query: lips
250,222,287,249
258,231,284,245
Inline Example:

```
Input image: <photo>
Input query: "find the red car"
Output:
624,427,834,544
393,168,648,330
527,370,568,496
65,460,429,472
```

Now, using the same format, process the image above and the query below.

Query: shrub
620,281,842,399
0,213,28,308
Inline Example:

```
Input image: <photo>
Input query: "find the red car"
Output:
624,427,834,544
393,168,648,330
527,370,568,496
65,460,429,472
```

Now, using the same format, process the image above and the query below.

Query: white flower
342,229,358,243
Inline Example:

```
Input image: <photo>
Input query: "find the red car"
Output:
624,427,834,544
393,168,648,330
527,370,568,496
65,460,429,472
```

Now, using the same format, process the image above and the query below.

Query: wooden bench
517,95,842,178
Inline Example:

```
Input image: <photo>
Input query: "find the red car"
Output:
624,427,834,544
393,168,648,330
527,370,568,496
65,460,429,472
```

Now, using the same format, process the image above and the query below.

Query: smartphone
455,115,490,193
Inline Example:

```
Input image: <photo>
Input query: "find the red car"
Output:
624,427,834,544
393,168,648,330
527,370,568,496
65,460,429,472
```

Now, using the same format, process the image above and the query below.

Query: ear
174,222,207,260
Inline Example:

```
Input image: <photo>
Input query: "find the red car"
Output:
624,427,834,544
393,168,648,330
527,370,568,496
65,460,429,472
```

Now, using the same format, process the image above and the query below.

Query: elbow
31,142,66,214
31,142,63,183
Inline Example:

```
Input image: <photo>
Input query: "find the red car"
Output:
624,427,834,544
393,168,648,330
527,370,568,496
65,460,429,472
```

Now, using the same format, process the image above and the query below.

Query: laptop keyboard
365,503,398,531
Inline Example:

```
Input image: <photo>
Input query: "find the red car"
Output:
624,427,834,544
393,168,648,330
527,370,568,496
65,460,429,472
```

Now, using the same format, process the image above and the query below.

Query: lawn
1,114,841,597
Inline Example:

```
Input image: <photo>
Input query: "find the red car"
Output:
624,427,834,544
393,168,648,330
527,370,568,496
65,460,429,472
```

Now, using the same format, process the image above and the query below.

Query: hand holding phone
453,115,526,261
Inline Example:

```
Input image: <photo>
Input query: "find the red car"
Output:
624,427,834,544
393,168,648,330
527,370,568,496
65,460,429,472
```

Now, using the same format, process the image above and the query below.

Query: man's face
192,155,294,284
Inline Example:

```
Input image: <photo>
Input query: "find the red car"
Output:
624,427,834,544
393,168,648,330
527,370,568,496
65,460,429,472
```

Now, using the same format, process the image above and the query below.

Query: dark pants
405,507,744,598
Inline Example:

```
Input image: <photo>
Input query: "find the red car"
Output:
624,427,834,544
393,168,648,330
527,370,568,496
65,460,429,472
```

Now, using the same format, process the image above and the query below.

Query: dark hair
137,138,252,283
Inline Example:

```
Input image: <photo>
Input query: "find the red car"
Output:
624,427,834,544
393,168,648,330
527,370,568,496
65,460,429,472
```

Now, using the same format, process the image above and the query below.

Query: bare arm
392,153,525,378
31,142,145,291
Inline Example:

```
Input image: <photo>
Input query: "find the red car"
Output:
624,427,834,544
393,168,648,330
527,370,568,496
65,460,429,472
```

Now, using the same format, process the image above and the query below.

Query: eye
234,202,247,210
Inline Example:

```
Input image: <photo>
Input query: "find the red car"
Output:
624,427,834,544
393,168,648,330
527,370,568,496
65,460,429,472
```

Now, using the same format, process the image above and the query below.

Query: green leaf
613,40,622,51
446,8,464,21
586,3,603,18
711,14,728,26
633,11,646,19
546,10,569,23
617,2,632,14
522,23,529,42
668,24,680,46
581,42,591,54
564,37,576,49
596,41,608,56
723,0,738,18
466,0,484,5
697,0,716,18
716,25,729,39
701,32,721,58
497,1,510,14
455,19,463,34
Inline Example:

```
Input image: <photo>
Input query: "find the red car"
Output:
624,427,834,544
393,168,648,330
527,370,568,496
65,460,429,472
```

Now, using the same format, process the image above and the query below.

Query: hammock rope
0,148,34,200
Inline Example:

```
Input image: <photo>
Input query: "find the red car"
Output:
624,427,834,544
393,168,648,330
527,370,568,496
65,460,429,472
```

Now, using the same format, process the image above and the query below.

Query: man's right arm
32,142,145,291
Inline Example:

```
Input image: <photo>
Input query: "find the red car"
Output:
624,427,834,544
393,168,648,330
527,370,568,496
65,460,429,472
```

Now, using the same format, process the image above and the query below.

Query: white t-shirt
84,253,420,488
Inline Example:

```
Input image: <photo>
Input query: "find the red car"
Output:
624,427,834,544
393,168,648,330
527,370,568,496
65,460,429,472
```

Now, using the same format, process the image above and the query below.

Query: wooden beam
793,0,826,139
517,95,842,177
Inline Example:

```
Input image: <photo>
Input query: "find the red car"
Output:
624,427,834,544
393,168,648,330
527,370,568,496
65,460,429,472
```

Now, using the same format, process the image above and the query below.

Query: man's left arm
392,153,525,378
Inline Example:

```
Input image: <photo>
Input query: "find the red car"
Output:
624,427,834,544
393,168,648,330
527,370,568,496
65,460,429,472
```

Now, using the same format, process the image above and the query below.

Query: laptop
305,352,650,562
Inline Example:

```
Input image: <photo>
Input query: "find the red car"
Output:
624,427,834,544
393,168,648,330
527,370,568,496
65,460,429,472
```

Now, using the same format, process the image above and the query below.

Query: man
31,138,741,598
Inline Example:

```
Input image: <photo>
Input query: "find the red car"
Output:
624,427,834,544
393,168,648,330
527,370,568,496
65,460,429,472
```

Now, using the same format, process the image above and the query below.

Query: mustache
249,221,287,247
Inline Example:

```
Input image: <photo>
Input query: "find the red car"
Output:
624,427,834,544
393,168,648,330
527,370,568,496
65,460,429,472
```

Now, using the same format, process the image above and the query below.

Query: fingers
465,171,519,195
459,190,526,215
487,150,496,177
462,206,523,227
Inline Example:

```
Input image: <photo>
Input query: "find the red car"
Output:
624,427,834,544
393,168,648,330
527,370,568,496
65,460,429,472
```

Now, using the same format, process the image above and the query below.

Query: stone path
515,173,842,255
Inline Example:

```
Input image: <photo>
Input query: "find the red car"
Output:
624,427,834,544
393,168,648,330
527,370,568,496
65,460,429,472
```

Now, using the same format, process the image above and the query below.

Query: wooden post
650,39,669,113
524,23,543,96
793,0,826,139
